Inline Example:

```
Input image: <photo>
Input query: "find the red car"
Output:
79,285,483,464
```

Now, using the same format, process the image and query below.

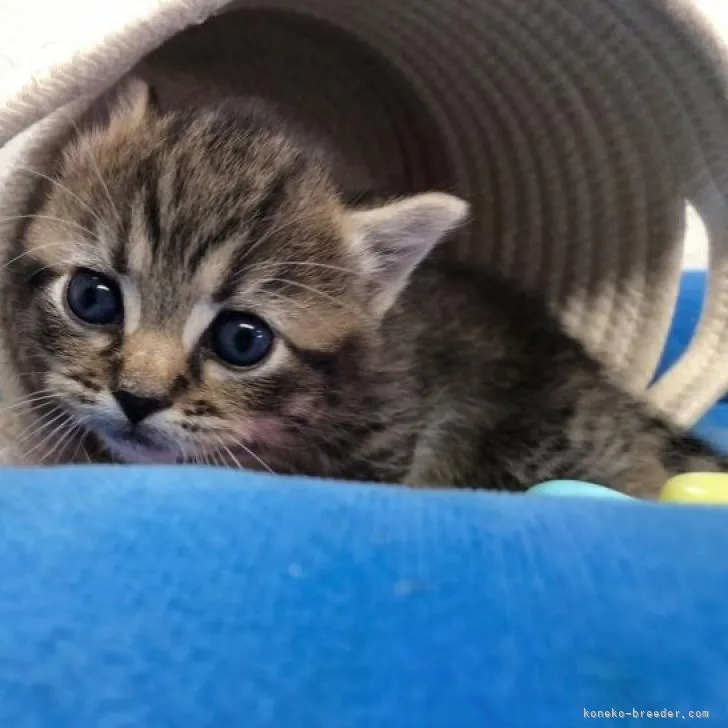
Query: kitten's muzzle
112,389,168,425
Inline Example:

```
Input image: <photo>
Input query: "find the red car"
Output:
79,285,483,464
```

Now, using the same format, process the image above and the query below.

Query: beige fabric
2,0,728,426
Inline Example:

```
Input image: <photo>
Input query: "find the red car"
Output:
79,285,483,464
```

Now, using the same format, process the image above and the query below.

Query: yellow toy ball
659,473,728,505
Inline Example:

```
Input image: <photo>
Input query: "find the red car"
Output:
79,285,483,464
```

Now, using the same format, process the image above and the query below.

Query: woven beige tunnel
2,0,728,427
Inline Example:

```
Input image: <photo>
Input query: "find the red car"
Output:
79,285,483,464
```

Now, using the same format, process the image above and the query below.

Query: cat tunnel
1,0,728,724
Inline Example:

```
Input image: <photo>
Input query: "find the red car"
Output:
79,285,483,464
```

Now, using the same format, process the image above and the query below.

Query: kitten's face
1,82,466,466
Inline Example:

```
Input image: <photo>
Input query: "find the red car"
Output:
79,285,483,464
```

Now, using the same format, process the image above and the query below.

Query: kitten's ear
81,77,155,134
108,78,154,126
346,192,469,315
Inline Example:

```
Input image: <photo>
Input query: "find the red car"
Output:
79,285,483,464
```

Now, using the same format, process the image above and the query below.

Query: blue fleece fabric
0,467,727,727
653,271,707,385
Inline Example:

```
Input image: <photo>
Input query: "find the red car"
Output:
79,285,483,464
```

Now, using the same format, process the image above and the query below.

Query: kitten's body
242,257,724,495
0,82,724,496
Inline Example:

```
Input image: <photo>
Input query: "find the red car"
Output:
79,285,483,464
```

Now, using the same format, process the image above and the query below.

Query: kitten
0,80,724,497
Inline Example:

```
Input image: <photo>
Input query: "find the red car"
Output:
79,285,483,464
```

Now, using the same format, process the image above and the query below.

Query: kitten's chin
97,434,182,465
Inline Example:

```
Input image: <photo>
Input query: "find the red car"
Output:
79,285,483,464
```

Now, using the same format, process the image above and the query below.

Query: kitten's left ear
346,192,469,315
108,77,154,127
80,77,155,135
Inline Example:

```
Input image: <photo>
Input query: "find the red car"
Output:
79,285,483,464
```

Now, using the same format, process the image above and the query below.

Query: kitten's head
1,80,467,465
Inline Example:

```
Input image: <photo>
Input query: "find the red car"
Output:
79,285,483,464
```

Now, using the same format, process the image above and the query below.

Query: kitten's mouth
96,429,182,465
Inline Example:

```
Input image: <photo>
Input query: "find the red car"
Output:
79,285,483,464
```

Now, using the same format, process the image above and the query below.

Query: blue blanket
0,468,726,726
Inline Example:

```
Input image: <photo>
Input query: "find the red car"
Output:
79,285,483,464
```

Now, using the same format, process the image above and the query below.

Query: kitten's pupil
236,329,253,350
66,270,123,326
211,313,274,368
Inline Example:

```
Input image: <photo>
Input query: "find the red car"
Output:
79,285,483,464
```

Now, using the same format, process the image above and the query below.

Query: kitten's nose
112,390,166,425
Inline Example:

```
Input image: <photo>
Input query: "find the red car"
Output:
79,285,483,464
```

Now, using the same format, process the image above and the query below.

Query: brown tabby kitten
0,80,725,496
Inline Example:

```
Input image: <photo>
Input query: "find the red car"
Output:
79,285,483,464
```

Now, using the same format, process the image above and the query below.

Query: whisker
68,418,90,464
0,214,95,238
45,419,83,465
2,385,62,397
244,260,360,278
171,438,187,465
0,392,60,414
210,448,226,469
21,410,74,463
254,277,366,319
212,434,242,471
0,238,97,277
258,290,333,322
14,166,103,227
223,433,275,474
13,406,68,447
38,419,78,465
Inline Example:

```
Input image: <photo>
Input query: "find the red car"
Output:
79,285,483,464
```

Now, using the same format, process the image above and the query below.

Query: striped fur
0,80,725,496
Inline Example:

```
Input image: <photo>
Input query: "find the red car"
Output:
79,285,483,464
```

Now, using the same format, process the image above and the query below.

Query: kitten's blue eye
211,313,274,368
66,269,122,326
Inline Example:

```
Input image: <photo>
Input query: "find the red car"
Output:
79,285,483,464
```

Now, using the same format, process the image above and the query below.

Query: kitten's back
390,259,726,494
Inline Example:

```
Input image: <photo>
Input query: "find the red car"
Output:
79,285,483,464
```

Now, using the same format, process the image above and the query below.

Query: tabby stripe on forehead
112,202,132,274
214,170,296,300
246,172,291,240
186,215,245,273
143,169,162,250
